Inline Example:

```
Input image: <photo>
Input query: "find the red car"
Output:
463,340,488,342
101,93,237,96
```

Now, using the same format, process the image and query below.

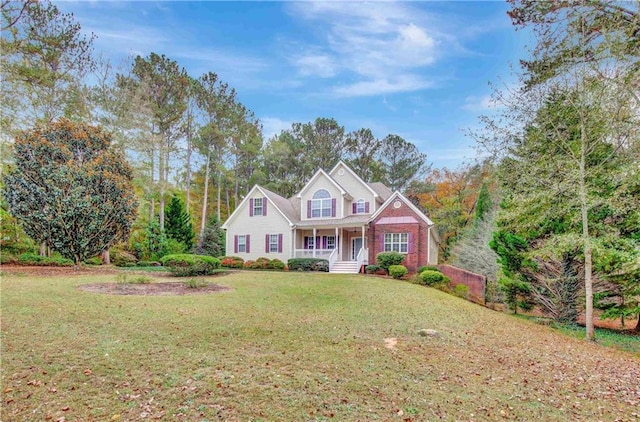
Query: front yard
1,268,638,421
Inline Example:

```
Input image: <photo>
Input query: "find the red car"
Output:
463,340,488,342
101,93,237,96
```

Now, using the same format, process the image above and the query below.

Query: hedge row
287,258,329,272
160,254,221,276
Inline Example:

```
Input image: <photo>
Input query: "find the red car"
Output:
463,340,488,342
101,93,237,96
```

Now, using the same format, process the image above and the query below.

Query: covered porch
292,223,369,273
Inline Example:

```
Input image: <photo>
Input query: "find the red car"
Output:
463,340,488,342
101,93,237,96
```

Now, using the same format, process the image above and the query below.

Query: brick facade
368,199,429,273
438,264,487,304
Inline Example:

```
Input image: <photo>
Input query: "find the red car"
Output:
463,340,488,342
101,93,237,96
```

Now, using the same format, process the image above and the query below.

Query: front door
351,237,363,260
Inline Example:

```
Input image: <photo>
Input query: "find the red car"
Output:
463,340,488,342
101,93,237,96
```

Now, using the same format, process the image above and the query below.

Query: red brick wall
438,264,486,304
368,201,429,273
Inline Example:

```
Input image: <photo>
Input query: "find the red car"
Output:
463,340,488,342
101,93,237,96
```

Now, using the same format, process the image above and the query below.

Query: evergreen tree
165,195,194,250
193,214,225,257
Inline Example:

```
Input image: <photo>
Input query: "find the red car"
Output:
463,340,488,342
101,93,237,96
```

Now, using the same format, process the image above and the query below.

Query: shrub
255,257,270,268
0,252,18,264
417,265,440,274
267,258,286,270
365,264,379,274
419,270,450,286
111,250,138,267
243,260,260,269
453,284,469,298
376,252,405,270
84,257,102,265
389,265,408,279
220,256,244,269
137,261,161,267
288,258,329,272
18,253,73,266
186,278,208,289
160,254,221,277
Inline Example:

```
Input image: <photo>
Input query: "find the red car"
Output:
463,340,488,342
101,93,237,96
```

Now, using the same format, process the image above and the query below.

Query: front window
238,235,247,253
326,235,336,250
269,234,279,253
356,199,365,214
312,189,332,218
253,197,263,216
384,233,408,253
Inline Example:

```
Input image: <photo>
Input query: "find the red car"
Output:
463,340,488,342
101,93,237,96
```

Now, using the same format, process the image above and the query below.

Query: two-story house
221,161,439,273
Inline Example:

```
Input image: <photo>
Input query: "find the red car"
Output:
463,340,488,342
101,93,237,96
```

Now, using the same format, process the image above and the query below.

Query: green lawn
1,270,638,421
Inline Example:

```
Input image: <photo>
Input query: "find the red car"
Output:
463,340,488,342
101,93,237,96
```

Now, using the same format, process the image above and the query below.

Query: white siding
330,163,377,215
300,175,343,221
225,192,292,262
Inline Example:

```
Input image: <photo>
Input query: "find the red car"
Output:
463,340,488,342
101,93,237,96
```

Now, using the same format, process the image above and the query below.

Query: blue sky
57,1,530,169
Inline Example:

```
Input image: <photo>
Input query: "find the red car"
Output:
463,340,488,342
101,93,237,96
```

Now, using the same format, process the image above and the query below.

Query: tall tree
344,128,383,182
165,195,194,250
128,53,189,230
378,134,429,191
3,120,138,267
291,117,345,176
0,0,95,134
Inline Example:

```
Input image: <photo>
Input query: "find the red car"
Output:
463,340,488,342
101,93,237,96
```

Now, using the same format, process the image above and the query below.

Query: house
221,161,438,273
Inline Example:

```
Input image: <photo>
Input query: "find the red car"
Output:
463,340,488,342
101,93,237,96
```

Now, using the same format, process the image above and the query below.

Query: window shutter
315,236,320,249
322,236,327,249
246,235,250,253
352,203,357,214
378,233,385,252
249,198,254,217
278,234,283,253
408,232,414,253
265,234,270,253
307,200,311,218
365,202,370,213
263,197,267,216
331,198,336,217
234,235,238,254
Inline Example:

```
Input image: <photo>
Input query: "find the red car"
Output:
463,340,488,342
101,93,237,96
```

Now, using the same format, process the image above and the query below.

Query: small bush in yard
288,258,329,272
84,257,102,265
267,258,286,270
160,254,220,276
376,252,405,270
137,261,161,267
417,265,440,274
111,250,138,267
18,253,73,266
419,270,450,286
220,256,244,268
186,278,208,289
243,260,259,269
389,265,408,279
453,284,469,298
365,265,379,274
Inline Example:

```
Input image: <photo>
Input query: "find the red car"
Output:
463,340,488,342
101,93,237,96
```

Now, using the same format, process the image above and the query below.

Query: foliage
376,252,405,270
17,252,73,267
365,265,379,274
160,253,221,276
84,257,102,266
450,210,500,282
498,276,534,315
389,265,408,279
115,274,151,284
267,258,286,271
185,278,208,289
474,181,492,224
111,250,138,267
165,195,194,250
193,214,225,257
417,265,440,274
137,261,161,267
143,219,168,261
453,284,469,299
595,266,640,331
220,256,244,269
3,120,138,266
287,258,329,272
378,134,429,191
418,270,450,286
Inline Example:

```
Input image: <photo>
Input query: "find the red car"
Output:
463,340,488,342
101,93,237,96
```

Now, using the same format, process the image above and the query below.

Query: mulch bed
77,281,233,296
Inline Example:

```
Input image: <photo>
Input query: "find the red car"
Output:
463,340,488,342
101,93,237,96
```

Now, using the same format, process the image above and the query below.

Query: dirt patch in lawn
78,281,233,296
1,265,119,277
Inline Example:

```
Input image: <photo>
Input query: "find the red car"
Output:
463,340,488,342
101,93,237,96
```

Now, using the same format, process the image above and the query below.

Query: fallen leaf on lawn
83,369,92,376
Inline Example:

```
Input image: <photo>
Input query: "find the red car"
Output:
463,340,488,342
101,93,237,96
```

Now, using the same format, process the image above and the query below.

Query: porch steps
330,261,361,274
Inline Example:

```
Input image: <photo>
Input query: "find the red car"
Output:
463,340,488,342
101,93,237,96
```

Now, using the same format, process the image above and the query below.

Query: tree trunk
158,148,165,230
217,169,222,221
185,114,193,214
634,314,640,333
101,249,110,265
198,152,211,248
39,241,47,257
579,117,595,342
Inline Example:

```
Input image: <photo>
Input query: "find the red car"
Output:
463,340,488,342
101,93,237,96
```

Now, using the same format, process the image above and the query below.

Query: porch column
313,228,317,258
361,225,365,250
293,228,296,259
335,227,339,256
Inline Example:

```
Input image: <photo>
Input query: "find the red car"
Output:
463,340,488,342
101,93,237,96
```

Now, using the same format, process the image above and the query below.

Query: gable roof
221,184,295,229
369,191,435,226
297,168,350,199
329,161,380,198
368,182,393,202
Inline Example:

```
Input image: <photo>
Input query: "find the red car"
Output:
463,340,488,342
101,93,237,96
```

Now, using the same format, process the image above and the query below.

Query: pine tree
165,195,194,250
193,214,225,257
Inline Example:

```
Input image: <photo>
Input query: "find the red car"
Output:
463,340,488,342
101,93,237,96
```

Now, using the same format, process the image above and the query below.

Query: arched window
311,189,332,218
355,199,365,214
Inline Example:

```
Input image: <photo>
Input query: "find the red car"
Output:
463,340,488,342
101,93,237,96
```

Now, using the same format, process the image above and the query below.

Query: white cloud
260,117,293,141
286,2,444,97
462,95,497,111
293,54,338,78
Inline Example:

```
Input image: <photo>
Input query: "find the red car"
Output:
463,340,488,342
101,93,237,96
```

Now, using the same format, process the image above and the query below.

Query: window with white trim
326,235,336,250
253,197,263,216
356,199,365,214
384,233,408,253
269,234,279,253
238,235,247,253
312,189,332,218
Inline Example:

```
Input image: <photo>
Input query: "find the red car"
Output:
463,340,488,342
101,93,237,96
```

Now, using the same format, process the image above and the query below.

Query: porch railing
328,248,338,271
356,247,368,271
293,249,334,259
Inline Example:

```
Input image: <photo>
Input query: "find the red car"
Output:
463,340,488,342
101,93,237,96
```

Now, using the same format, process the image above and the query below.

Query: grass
553,323,640,354
1,271,639,421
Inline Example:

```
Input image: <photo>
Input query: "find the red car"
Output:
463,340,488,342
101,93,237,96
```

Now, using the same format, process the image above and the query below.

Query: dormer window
253,197,263,216
312,189,332,218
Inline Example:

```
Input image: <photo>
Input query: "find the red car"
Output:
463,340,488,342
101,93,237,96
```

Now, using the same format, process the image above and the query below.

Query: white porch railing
356,247,368,270
293,249,334,259
328,248,338,271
